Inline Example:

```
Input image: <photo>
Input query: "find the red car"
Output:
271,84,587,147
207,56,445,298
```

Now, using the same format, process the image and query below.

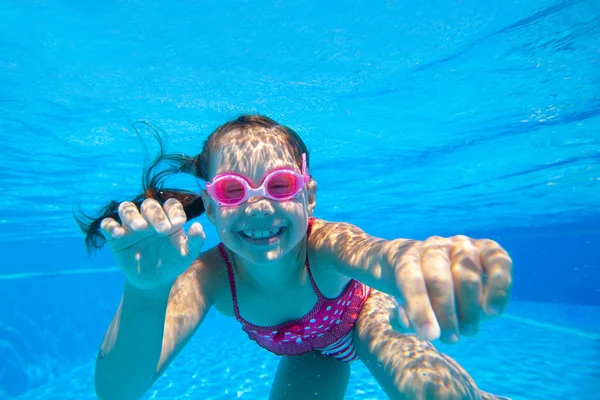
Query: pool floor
15,301,600,399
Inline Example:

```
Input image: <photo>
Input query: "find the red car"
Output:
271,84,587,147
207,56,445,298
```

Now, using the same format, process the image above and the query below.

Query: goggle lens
214,179,245,204
266,173,298,198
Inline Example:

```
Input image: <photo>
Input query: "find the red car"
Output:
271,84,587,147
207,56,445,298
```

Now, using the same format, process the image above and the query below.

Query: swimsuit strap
218,243,242,320
219,217,323,322
305,217,325,300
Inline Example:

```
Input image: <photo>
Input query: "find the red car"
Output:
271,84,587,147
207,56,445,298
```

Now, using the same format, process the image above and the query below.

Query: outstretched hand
100,198,205,292
389,235,512,343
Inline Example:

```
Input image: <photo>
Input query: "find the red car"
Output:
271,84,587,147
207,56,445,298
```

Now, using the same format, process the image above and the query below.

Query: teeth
243,228,281,239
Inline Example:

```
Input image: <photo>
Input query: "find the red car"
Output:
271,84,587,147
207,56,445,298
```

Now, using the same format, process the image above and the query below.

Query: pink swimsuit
217,219,372,362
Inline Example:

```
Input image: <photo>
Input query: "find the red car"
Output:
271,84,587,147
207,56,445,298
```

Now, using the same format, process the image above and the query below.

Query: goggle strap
302,153,307,175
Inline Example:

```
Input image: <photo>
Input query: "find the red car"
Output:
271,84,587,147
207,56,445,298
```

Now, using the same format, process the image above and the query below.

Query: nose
244,197,275,218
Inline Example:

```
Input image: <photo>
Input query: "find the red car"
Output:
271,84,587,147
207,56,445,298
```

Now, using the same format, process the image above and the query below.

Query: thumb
389,303,413,334
184,222,206,259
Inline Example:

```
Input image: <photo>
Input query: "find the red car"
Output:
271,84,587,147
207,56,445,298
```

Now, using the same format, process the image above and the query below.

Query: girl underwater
79,115,513,400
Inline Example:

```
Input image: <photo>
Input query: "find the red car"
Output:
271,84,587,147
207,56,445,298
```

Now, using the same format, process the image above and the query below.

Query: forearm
94,281,171,400
312,220,417,296
344,237,418,297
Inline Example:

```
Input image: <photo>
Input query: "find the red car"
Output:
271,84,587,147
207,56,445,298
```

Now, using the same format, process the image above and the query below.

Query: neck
231,239,308,289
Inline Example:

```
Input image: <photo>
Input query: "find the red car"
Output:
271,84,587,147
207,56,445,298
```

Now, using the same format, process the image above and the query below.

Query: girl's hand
390,235,512,343
100,198,205,292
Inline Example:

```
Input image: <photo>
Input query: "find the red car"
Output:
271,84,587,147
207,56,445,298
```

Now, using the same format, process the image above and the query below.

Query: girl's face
201,139,315,265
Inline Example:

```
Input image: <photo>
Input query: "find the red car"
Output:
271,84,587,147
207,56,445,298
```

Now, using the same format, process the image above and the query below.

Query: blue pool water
1,0,599,399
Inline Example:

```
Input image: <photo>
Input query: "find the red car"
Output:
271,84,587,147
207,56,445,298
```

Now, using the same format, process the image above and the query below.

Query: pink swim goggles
205,153,310,206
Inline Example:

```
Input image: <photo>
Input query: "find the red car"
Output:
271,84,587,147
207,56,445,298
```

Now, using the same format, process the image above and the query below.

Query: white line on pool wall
0,267,121,280
0,269,598,340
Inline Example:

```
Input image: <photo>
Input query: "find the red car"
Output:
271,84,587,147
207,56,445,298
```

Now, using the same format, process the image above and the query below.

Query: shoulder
307,218,366,268
308,218,366,249
306,218,354,291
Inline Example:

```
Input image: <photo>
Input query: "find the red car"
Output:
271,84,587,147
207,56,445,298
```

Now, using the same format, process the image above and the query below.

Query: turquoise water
1,0,599,399
12,303,600,399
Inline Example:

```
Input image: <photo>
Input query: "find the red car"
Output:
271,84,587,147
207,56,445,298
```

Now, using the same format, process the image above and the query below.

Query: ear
200,190,216,225
306,179,317,216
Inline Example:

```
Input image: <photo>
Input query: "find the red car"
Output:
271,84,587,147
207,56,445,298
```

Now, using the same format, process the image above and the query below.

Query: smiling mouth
240,227,285,241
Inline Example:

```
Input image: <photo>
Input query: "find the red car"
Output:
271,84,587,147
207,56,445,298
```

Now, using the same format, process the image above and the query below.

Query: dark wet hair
75,115,310,252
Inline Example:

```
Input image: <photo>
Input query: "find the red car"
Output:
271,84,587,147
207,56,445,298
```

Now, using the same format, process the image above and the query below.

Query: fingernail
113,228,125,238
156,221,171,233
397,306,410,329
461,324,478,336
420,323,441,341
442,332,459,344
485,302,503,316
171,216,185,226
131,220,147,230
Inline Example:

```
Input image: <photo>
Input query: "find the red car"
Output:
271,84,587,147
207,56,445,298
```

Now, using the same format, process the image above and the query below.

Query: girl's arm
309,218,413,297
94,258,213,400
309,218,512,342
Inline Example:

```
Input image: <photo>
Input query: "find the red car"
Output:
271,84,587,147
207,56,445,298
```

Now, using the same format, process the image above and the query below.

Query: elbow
94,384,141,400
94,370,148,400
94,376,122,400
94,381,116,400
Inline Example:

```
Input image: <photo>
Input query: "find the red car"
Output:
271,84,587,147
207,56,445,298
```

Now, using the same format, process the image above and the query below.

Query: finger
184,222,205,259
163,198,187,227
118,201,147,231
394,250,440,341
389,303,411,333
100,218,125,239
478,239,513,316
451,247,483,336
421,246,459,343
140,198,171,234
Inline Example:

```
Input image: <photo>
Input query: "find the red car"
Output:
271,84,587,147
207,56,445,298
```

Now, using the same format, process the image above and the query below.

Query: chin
247,247,287,264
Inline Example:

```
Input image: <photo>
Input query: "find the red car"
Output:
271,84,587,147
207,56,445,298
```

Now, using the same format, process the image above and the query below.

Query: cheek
278,201,298,213
213,207,241,229
281,197,310,230
217,207,239,218
279,197,309,218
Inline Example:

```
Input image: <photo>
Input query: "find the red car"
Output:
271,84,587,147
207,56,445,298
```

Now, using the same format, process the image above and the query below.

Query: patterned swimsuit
217,219,372,362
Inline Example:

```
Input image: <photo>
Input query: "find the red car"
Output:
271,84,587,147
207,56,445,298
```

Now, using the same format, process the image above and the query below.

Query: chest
212,258,351,327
